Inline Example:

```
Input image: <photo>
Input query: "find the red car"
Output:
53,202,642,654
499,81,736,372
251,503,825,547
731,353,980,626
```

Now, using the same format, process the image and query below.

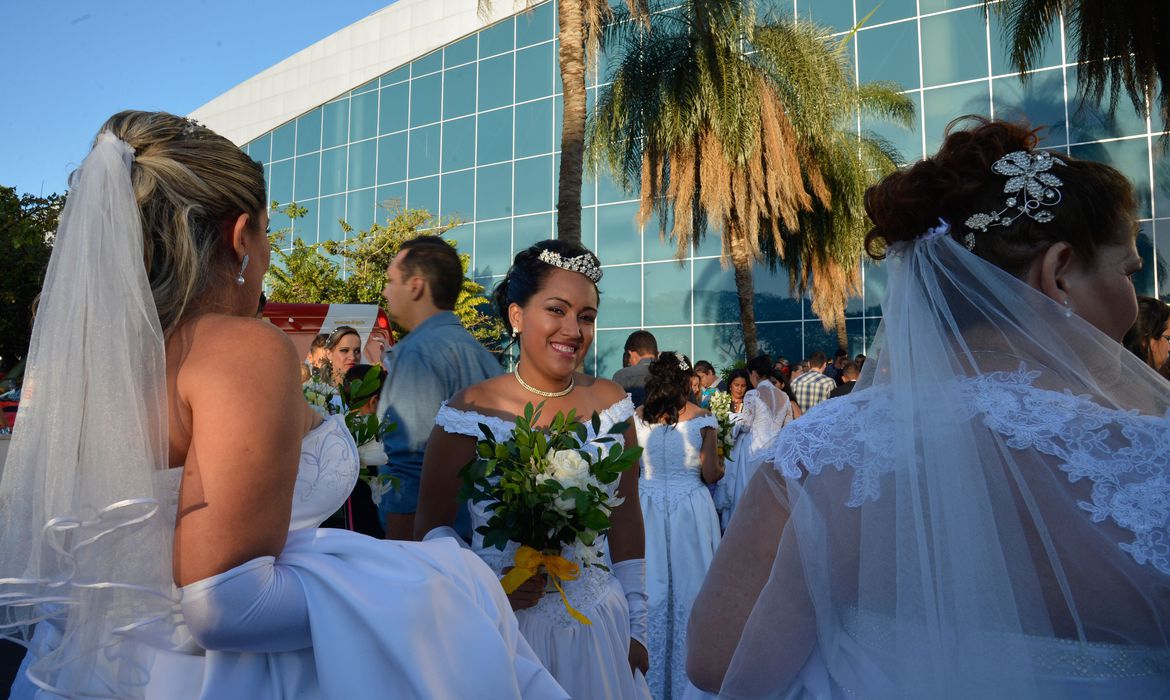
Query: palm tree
987,0,1169,129
589,0,913,356
478,0,648,246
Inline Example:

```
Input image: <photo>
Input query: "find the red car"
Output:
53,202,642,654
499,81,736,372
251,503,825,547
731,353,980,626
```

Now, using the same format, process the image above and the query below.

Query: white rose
547,449,591,489
358,440,388,467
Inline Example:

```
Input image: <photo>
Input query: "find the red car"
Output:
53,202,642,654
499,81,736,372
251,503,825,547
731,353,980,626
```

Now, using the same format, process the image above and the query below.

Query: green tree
266,203,503,347
0,186,63,370
987,0,1170,130
478,0,649,245
590,1,913,355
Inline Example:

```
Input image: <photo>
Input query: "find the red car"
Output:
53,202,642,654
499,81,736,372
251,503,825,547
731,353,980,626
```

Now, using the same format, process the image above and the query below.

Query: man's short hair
399,236,463,310
841,361,860,379
624,330,658,355
806,350,828,367
694,360,715,375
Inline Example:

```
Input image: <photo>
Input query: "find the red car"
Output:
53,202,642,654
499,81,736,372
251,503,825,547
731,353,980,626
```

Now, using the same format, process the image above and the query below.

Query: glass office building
230,0,1169,376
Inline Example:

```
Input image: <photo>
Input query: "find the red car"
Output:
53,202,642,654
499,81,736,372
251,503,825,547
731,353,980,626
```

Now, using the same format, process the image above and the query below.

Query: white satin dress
12,414,565,700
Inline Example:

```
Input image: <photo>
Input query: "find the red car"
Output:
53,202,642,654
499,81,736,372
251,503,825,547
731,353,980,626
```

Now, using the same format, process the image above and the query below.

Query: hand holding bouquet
707,390,738,461
458,402,642,624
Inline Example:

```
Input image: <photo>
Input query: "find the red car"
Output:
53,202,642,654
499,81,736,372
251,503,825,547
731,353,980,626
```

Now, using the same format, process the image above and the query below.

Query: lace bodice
161,414,359,532
434,395,636,627
635,414,718,510
774,367,1170,578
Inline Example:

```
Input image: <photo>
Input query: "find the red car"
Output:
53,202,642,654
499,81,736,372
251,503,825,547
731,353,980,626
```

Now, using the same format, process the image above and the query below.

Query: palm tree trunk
728,230,759,360
835,314,848,351
555,0,585,246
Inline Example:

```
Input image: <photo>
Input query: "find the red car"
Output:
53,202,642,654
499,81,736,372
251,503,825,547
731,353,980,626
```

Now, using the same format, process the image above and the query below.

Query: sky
2,0,395,197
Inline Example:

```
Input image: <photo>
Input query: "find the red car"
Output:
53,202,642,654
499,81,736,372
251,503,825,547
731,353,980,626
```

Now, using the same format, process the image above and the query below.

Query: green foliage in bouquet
458,401,643,560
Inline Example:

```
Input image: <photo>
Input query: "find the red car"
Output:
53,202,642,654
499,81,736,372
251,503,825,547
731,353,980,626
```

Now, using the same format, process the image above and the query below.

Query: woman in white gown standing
416,240,652,700
0,112,563,699
688,118,1170,698
634,352,722,699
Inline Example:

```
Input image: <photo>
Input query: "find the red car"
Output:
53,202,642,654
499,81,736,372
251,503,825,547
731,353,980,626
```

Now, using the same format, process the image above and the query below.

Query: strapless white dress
12,414,565,699
434,397,653,700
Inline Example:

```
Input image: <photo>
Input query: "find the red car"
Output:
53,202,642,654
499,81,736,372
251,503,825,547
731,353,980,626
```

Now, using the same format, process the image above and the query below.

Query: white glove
612,558,648,648
180,555,310,652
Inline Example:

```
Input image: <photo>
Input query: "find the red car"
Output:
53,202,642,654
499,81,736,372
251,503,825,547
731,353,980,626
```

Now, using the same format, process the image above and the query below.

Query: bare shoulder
579,375,627,406
177,315,299,396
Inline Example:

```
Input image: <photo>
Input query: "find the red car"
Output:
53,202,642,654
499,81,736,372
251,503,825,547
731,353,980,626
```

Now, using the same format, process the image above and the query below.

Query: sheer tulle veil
0,133,177,695
717,222,1170,698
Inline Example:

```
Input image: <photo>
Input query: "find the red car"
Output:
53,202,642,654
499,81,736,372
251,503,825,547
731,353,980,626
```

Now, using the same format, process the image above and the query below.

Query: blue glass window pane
318,195,346,242
645,263,687,330
581,206,597,251
692,257,738,324
263,164,271,201
597,168,636,204
795,0,854,34
757,322,804,363
322,100,349,150
858,22,920,90
517,2,553,47
348,139,376,190
992,71,1067,146
863,260,887,316
441,169,475,222
923,82,990,154
863,90,922,164
479,54,515,112
1067,70,1148,142
319,147,347,196
249,133,271,164
442,117,476,172
753,265,803,323
692,322,741,371
269,205,292,245
643,214,682,263
376,183,406,213
410,73,442,126
269,158,294,205
347,188,376,233
596,202,640,265
646,326,692,358
350,90,378,142
514,213,553,250
598,264,641,329
351,78,378,95
1154,147,1170,218
514,156,553,215
293,200,318,242
377,133,407,184
474,219,512,277
478,108,514,165
990,11,1061,75
408,124,441,178
294,153,320,201
408,176,440,217
920,8,989,87
1134,223,1156,297
379,83,409,134
381,65,409,86
476,163,513,220
480,17,515,57
444,63,477,119
803,320,841,353
296,109,322,155
516,43,554,103
855,0,916,26
271,122,296,161
1071,139,1152,218
445,35,477,68
594,329,631,379
412,50,443,77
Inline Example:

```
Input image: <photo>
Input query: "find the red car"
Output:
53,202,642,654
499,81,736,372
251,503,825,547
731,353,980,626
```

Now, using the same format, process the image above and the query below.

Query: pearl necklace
514,363,574,398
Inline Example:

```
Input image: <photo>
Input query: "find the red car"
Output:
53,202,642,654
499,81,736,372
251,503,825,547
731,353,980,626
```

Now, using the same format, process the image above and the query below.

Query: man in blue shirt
376,237,501,540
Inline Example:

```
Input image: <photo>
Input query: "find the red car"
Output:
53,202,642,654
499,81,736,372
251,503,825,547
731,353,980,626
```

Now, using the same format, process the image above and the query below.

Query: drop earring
236,254,249,286
1062,298,1073,318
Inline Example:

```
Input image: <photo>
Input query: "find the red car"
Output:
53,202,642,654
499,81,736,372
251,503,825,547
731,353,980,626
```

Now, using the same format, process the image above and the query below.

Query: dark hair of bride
642,351,693,426
1123,296,1170,372
491,239,601,337
864,116,1137,277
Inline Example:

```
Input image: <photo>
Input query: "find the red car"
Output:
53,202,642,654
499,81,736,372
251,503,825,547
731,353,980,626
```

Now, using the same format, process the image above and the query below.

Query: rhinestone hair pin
537,249,603,282
962,150,1066,250
675,353,691,372
181,118,203,137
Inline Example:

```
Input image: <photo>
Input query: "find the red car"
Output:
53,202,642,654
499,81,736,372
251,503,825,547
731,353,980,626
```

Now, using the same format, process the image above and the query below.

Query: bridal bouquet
458,401,642,624
707,390,738,460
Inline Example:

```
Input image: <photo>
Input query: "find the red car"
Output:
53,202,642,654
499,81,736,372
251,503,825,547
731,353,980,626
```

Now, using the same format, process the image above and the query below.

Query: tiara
181,117,204,137
674,352,690,372
537,249,603,282
962,150,1065,249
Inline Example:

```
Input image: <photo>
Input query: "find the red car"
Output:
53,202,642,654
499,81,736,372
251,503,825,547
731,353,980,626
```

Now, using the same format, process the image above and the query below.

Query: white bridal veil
0,134,177,696
716,223,1170,698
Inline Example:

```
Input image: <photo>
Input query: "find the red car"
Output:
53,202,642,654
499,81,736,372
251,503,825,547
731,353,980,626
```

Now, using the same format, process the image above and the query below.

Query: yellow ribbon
500,545,592,625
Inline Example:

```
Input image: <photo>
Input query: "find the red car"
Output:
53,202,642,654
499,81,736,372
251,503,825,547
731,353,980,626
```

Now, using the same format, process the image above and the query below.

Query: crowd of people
1,110,1168,700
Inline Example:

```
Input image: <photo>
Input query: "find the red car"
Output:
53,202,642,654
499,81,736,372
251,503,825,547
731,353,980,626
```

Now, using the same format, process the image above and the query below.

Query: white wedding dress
12,414,565,700
434,396,652,700
634,414,721,699
718,382,792,529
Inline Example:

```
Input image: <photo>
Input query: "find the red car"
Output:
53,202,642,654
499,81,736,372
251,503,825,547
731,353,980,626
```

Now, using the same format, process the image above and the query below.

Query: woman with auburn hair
1,111,562,699
689,118,1170,697
1123,295,1170,378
